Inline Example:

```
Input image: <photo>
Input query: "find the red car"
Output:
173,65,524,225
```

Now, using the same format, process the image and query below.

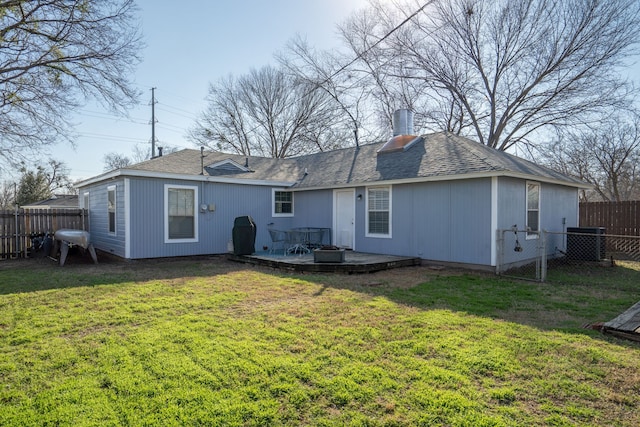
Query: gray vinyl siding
497,177,579,265
79,173,579,266
540,183,579,231
289,189,333,230
81,177,334,259
83,179,127,258
127,178,280,259
355,178,493,266
539,182,579,257
126,181,335,258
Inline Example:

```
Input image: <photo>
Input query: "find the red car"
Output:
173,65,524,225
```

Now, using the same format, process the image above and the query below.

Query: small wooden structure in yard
603,301,640,343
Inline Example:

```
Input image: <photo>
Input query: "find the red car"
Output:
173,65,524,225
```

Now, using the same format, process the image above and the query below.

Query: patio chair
307,228,325,249
268,228,289,255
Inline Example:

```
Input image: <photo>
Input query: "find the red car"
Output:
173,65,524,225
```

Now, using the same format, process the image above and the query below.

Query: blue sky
62,0,369,182
59,0,639,183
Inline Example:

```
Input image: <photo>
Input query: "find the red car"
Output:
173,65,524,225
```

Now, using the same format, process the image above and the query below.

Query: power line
75,4,434,156
156,120,188,131
76,105,192,135
219,1,434,147
154,88,204,106
157,124,187,135
157,104,198,120
77,132,148,143
76,108,148,123
315,2,433,92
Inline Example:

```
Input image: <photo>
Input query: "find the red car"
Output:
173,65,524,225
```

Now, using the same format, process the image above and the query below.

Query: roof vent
206,159,251,174
392,109,413,136
378,109,421,154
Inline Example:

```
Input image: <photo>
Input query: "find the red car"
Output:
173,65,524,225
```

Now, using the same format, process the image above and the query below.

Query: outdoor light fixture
357,194,363,200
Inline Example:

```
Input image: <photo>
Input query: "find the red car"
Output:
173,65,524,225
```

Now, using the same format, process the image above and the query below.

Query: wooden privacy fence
0,208,87,259
579,201,640,236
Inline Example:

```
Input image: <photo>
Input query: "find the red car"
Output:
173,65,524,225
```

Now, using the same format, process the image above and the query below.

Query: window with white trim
165,184,198,242
526,182,540,238
272,190,294,217
107,186,116,234
366,186,391,237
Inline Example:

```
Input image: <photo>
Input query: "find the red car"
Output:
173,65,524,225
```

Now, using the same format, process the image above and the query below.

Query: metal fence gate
496,228,640,282
496,228,547,281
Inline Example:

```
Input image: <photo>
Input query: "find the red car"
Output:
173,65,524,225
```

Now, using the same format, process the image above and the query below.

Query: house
75,113,588,269
22,194,79,210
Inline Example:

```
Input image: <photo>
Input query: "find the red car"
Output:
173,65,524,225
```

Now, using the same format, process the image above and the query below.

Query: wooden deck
603,300,640,343
227,251,422,273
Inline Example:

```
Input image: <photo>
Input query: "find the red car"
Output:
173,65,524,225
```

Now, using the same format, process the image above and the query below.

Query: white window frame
526,181,540,239
366,185,392,238
107,185,116,235
272,189,294,217
164,184,199,243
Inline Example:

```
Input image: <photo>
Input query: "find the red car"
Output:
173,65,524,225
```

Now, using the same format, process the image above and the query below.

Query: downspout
490,176,498,268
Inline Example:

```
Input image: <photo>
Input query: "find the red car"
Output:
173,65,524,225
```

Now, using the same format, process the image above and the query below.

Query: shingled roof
78,132,588,189
21,194,79,209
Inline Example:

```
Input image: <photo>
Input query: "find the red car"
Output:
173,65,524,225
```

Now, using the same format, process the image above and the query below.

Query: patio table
286,229,311,254
289,227,331,251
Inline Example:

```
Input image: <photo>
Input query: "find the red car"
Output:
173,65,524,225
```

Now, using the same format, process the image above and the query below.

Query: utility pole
150,87,158,158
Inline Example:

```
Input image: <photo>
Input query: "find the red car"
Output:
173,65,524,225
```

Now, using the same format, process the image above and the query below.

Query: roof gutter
75,169,296,189
75,166,590,193
285,170,592,192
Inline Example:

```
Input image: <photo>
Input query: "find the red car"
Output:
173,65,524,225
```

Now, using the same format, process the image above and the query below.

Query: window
526,182,540,237
107,186,116,234
165,185,198,242
366,186,391,237
273,190,294,217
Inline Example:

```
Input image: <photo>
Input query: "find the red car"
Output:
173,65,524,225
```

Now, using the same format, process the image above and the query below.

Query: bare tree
103,153,132,172
15,160,74,206
340,0,640,150
130,143,179,163
336,5,432,134
0,0,143,171
189,75,254,156
103,143,181,171
538,112,640,201
189,65,349,158
278,35,386,144
0,181,15,209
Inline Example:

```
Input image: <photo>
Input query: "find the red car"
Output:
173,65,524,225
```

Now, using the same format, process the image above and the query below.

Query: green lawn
0,257,638,426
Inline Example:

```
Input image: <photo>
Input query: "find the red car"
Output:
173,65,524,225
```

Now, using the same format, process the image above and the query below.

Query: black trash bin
232,216,257,255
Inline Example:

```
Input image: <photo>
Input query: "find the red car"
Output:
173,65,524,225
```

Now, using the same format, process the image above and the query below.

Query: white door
333,189,355,249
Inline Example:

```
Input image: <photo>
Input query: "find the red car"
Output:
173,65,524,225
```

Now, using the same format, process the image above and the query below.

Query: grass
0,256,639,426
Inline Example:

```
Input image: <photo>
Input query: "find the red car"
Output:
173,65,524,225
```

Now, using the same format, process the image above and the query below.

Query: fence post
496,229,504,275
14,205,19,258
535,232,541,281
539,231,547,282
